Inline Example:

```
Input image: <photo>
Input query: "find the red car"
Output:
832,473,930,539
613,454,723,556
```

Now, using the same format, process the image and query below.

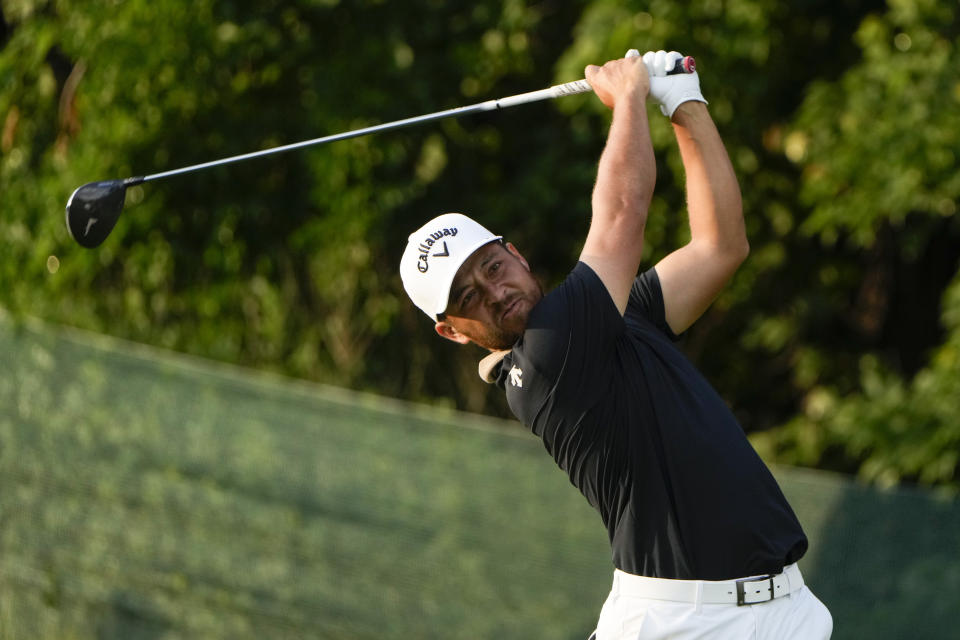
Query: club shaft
136,54,694,184
137,79,595,184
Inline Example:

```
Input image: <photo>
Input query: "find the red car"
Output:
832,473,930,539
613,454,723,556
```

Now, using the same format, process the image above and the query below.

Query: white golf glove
633,49,707,118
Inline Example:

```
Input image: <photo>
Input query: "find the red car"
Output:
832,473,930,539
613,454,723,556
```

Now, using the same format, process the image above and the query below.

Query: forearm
580,54,655,314
590,96,656,245
671,102,747,258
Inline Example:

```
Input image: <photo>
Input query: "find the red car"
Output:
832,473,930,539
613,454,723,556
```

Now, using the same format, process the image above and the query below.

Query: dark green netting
1,317,958,639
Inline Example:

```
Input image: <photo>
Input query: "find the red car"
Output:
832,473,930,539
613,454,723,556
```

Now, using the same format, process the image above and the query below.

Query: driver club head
65,180,128,248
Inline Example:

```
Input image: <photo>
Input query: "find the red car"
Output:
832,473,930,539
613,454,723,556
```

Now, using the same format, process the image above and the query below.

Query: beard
465,322,523,351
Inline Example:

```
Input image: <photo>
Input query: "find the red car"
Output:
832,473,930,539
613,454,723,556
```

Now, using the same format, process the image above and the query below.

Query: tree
2,0,957,489
751,0,960,490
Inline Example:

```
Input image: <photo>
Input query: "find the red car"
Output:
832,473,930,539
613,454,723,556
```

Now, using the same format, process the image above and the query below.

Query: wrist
670,100,709,123
615,88,649,112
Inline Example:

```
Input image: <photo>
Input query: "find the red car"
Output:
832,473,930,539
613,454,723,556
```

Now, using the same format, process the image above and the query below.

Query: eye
489,261,501,275
461,290,476,309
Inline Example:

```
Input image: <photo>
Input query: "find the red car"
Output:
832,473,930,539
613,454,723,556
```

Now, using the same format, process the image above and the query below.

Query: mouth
501,298,522,323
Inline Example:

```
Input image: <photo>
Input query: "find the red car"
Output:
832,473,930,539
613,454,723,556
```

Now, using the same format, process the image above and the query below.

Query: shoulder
503,263,625,400
627,267,682,341
532,262,622,327
523,262,624,360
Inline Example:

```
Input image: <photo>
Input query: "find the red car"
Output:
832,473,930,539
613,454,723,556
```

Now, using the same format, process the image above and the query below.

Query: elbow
725,200,749,267
614,202,651,245
722,236,749,277
706,237,748,285
705,226,749,274
733,234,750,266
592,193,651,239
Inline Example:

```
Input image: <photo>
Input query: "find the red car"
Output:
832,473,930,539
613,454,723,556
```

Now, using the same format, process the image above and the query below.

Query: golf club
65,55,695,248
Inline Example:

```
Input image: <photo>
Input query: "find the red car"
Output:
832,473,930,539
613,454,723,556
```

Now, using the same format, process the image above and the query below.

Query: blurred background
1,0,958,638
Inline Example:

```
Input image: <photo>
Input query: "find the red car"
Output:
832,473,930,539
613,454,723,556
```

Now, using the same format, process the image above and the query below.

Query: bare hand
584,56,650,110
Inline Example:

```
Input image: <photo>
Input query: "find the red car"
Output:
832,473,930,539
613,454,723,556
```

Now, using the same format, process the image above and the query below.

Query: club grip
626,49,696,75
668,56,696,75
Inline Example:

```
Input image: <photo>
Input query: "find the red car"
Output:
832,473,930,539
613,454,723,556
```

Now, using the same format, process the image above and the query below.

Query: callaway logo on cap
400,213,502,319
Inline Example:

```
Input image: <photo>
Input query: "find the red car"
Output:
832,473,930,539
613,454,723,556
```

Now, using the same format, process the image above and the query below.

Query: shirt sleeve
512,262,624,407
627,267,682,341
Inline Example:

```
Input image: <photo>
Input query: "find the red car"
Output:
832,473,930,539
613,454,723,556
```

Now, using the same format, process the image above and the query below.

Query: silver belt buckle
736,575,775,606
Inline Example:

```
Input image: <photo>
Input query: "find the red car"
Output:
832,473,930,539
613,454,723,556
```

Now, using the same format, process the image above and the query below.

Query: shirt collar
478,349,511,383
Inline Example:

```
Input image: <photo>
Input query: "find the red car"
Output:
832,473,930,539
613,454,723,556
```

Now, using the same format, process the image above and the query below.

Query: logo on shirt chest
508,365,523,388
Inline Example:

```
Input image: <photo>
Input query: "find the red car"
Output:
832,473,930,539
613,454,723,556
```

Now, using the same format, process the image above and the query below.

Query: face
435,241,543,351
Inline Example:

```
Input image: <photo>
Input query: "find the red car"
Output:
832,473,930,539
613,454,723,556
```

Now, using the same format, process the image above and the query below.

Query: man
399,50,833,639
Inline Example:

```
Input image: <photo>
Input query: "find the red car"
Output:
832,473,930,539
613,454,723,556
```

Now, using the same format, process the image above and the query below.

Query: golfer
399,50,832,639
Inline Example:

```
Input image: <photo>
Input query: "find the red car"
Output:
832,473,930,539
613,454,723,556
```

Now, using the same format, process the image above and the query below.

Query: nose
482,283,509,310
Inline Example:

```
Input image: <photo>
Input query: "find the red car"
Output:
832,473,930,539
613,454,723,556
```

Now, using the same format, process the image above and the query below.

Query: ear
435,320,472,345
504,242,530,271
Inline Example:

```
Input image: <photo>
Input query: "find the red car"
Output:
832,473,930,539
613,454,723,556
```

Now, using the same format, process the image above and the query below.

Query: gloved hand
639,49,707,118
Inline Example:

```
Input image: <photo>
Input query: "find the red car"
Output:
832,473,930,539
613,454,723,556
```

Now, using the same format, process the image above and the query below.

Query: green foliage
794,0,960,248
752,0,960,490
1,0,959,489
753,275,960,490
0,0,584,402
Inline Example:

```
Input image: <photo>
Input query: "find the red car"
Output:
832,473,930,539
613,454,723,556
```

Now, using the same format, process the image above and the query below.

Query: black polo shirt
486,262,807,580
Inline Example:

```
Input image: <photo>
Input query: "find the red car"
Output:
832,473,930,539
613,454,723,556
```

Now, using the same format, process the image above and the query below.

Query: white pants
593,566,833,640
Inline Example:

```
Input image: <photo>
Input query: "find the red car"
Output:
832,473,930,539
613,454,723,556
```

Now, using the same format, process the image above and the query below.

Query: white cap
400,213,502,319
